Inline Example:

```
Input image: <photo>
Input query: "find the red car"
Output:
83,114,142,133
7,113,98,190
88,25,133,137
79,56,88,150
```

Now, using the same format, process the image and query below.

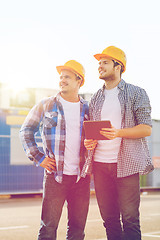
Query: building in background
0,83,159,194
149,120,160,187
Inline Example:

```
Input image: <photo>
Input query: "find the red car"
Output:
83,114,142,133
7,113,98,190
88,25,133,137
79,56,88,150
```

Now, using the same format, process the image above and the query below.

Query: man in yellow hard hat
20,60,90,240
83,46,154,240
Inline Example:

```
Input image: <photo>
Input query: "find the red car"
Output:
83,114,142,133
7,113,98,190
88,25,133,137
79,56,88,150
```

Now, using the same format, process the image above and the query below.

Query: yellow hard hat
94,46,126,73
56,60,85,87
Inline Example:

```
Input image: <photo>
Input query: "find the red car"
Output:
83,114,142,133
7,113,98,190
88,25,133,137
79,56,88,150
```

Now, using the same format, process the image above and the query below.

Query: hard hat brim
94,54,125,73
56,65,84,87
94,53,112,61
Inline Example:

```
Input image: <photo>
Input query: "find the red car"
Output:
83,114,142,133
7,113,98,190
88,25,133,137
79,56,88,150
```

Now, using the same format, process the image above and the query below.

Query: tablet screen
83,120,111,140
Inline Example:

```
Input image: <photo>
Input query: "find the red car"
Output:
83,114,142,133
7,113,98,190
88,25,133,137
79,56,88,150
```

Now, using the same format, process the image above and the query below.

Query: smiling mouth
60,83,68,87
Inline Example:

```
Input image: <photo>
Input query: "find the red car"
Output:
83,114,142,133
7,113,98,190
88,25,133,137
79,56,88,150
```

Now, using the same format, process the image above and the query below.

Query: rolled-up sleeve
133,88,152,127
19,100,45,164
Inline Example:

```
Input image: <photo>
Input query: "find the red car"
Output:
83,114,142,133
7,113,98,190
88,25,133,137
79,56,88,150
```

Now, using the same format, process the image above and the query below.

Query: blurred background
0,0,160,195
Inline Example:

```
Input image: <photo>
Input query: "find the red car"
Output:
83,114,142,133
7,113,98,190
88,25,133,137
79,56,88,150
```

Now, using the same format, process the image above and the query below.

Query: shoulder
121,80,149,97
33,95,58,114
90,86,104,103
39,96,55,106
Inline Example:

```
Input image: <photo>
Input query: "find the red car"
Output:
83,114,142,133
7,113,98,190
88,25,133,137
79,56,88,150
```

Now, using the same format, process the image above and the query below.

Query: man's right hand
40,157,56,172
84,139,97,150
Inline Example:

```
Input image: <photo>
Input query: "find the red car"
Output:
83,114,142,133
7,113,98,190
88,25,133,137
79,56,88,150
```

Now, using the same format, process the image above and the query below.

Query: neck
60,92,79,102
104,77,121,90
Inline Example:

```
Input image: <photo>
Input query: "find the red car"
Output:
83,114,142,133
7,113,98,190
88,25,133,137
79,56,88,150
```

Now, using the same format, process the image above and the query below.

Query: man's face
98,58,115,80
59,70,81,93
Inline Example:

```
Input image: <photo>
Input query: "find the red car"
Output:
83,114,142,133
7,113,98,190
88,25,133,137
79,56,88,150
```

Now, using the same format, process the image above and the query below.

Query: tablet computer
83,120,111,140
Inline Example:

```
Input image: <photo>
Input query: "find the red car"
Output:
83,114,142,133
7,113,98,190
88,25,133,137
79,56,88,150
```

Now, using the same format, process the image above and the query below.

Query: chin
60,89,67,94
99,75,105,80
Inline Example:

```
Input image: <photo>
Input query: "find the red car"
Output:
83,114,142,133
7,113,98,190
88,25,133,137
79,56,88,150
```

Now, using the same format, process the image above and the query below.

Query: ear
116,64,122,72
79,79,83,88
76,78,82,88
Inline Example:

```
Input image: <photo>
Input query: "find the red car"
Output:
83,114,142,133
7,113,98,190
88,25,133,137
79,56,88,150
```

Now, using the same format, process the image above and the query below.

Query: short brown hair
112,60,123,76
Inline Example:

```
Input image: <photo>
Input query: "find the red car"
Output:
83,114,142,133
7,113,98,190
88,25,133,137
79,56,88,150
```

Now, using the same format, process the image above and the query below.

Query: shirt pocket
43,111,58,128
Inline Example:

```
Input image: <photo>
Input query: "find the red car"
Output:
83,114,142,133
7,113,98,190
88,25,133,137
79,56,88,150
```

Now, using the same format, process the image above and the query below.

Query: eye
60,75,70,80
99,61,108,66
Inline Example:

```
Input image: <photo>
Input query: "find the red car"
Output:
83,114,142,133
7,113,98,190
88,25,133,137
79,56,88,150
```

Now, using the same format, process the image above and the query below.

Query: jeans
38,173,90,240
93,162,141,240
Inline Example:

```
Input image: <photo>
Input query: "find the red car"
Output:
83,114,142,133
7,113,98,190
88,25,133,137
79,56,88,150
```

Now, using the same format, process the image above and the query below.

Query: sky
0,0,160,119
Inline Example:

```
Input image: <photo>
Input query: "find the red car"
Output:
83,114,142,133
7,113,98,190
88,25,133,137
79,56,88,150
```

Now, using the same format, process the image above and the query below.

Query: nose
98,65,102,71
60,76,68,85
60,75,65,81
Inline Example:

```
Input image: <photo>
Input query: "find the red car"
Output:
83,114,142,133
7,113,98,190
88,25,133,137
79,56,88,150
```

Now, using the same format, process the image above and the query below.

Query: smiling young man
84,46,154,240
20,60,90,240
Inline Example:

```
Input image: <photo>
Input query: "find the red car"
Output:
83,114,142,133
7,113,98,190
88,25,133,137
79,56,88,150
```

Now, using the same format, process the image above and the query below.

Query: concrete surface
0,192,160,240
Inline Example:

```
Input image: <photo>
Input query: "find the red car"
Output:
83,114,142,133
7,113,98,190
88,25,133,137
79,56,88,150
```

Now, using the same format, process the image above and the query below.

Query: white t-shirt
59,96,80,175
94,87,122,163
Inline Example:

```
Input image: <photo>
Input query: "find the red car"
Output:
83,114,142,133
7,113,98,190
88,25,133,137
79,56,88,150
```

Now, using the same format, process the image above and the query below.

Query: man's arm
19,100,45,164
84,124,152,150
100,124,152,140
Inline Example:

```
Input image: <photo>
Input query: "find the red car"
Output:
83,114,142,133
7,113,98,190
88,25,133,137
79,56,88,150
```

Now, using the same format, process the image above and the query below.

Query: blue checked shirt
20,93,89,183
81,79,154,178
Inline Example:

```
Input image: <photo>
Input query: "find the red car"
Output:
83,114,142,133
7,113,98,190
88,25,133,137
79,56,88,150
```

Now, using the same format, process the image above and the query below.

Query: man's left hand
100,125,119,140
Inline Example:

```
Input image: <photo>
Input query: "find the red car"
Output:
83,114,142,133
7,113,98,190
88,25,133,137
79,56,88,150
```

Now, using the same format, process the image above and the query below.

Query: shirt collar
117,79,125,90
55,92,86,104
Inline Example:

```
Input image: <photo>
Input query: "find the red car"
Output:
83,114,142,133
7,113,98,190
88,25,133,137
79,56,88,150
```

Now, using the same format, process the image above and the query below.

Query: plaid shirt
81,79,154,178
20,93,89,183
